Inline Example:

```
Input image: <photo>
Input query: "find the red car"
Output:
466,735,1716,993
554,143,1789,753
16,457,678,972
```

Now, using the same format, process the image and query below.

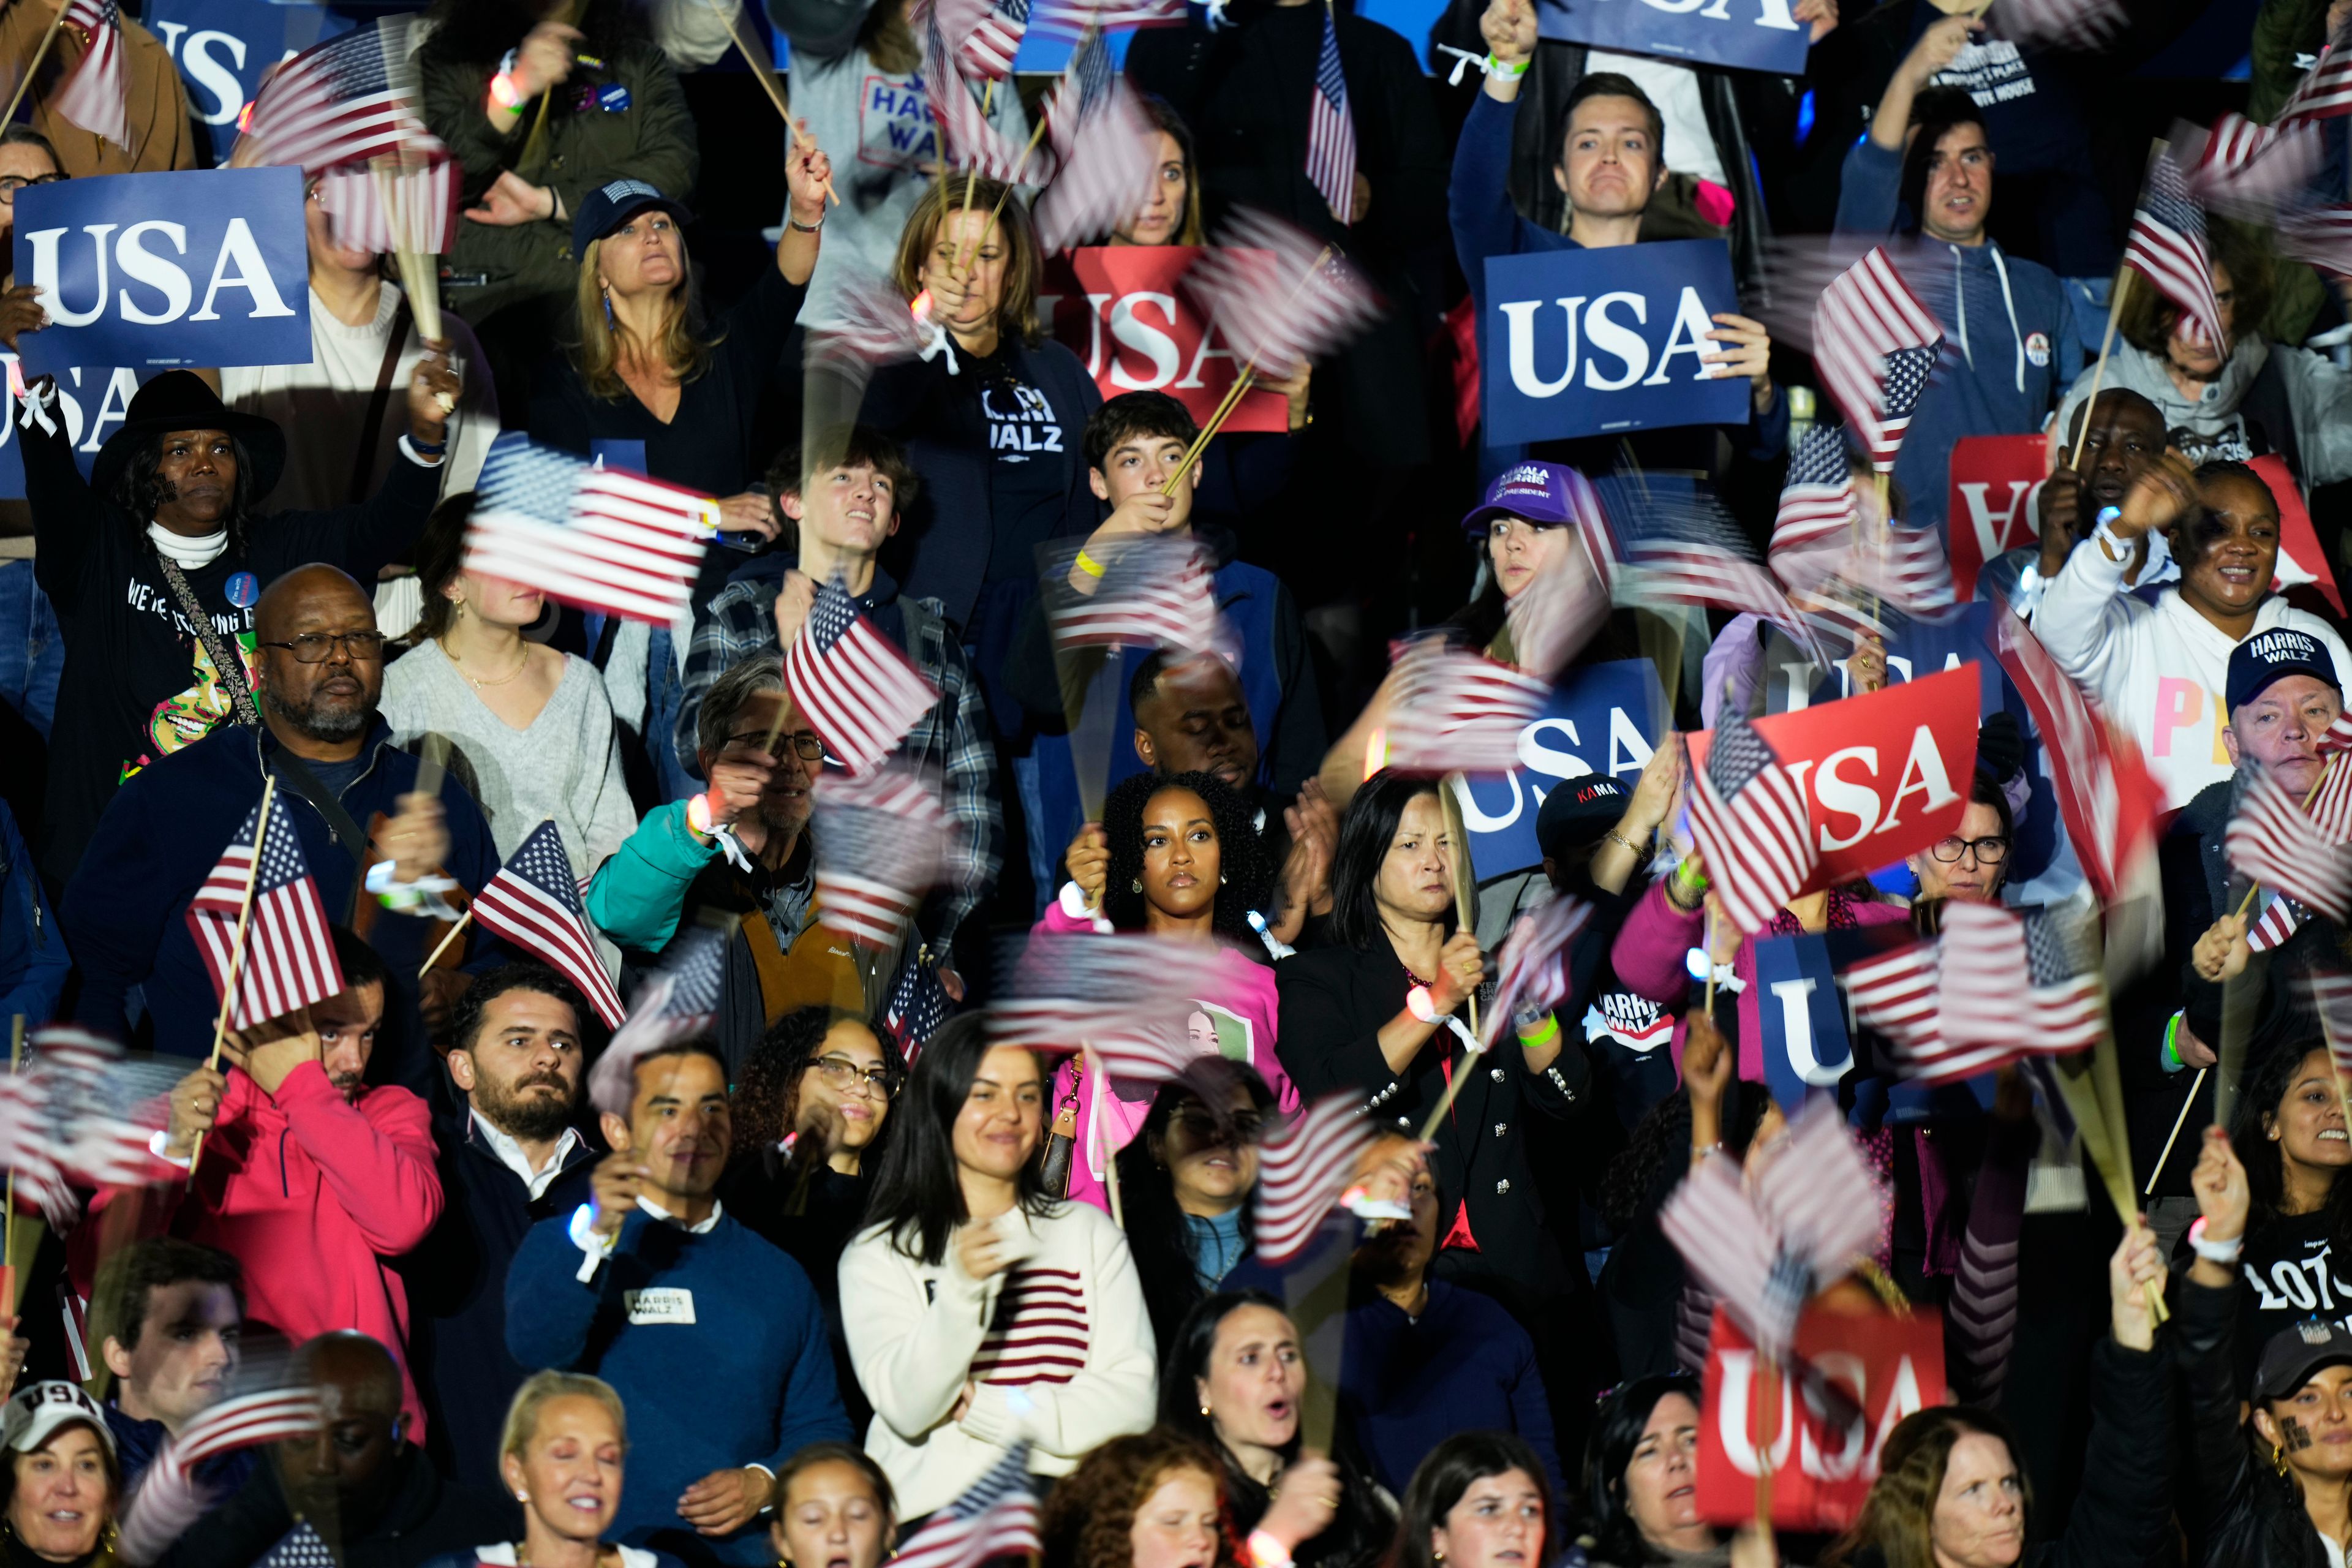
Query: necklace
441,638,530,690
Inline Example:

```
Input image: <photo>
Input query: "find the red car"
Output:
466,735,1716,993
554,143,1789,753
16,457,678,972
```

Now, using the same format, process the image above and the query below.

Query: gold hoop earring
2274,1441,2290,1476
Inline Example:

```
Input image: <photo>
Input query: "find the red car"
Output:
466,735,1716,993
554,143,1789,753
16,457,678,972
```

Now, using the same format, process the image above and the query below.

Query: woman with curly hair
1039,768,1297,1213
1042,1428,1242,1568
1114,1061,1278,1355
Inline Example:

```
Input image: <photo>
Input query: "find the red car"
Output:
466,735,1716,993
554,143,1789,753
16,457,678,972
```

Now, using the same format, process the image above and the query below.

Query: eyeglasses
1927,835,2010,865
724,729,825,761
1169,1105,1265,1144
810,1055,897,1098
0,174,64,200
259,631,389,663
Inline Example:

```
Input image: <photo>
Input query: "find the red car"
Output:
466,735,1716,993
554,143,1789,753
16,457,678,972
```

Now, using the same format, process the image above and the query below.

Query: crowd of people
0,0,2344,1564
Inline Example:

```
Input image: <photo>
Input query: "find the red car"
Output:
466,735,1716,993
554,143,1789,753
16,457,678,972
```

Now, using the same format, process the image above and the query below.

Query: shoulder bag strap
348,297,416,505
153,554,262,728
265,745,372,899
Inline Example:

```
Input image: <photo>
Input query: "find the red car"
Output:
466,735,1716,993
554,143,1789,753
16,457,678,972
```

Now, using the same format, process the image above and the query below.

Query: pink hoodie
1031,903,1299,1214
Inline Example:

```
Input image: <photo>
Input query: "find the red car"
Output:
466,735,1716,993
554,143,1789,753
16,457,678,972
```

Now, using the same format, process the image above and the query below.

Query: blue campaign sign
13,168,312,377
0,362,157,499
1754,931,1853,1109
1481,240,1750,448
1534,0,1811,75
147,0,426,162
1456,657,1668,881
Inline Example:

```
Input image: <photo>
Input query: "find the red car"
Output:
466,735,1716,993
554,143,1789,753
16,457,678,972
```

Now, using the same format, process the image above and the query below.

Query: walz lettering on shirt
861,75,942,170
984,382,1062,461
1932,39,2035,108
624,1287,698,1325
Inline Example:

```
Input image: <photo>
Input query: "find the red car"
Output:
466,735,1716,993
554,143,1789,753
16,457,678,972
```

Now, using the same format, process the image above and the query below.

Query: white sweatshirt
2031,535,2352,808
839,1200,1157,1517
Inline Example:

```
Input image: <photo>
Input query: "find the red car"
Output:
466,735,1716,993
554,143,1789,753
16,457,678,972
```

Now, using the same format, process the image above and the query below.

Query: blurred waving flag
1990,606,2162,903
884,944,956,1061
2227,765,2352,921
893,1446,1041,1568
1381,639,1551,775
2179,113,2325,213
1046,538,1224,655
53,0,126,148
786,575,939,775
1254,1093,1376,1265
316,157,458,256
1770,424,1861,590
1030,0,1185,36
1812,246,1943,473
241,23,442,175
1992,0,2124,50
922,2,1028,178
989,932,1230,1065
1480,897,1592,1049
2124,149,2226,350
814,766,949,948
2280,203,2352,282
1850,904,2105,1084
1181,208,1383,374
1305,3,1356,224
809,273,939,369
1608,474,1828,668
2280,42,2352,124
2304,713,2352,842
472,820,627,1028
1033,29,1159,252
1502,524,1612,679
2250,892,2312,953
930,0,1030,82
186,793,345,1031
1686,711,1815,935
2303,969,2352,1081
121,1386,324,1566
464,436,715,625
589,930,726,1118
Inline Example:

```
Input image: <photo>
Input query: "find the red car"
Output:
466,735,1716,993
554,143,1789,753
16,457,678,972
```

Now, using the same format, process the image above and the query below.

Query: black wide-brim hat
90,370,288,507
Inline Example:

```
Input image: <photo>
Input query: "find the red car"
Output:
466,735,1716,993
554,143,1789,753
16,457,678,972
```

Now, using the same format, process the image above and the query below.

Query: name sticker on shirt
624,1288,696,1325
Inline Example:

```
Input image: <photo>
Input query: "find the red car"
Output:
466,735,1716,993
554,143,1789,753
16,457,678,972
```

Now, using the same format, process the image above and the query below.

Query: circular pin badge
225,570,259,608
2026,332,2051,368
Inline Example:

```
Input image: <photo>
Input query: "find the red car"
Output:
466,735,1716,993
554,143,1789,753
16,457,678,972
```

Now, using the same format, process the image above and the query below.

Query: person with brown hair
1041,1429,1243,1568
766,1443,895,1568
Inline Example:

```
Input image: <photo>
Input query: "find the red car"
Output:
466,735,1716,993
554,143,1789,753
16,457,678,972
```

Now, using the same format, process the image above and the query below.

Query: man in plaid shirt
674,430,1000,993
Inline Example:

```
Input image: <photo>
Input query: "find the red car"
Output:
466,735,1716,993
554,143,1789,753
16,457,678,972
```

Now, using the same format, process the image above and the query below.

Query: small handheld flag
471,820,628,1028
785,575,939,776
186,793,346,1031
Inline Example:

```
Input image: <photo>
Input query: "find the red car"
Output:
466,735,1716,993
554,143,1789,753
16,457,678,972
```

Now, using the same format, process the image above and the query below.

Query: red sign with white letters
1039,248,1289,433
1945,435,2048,603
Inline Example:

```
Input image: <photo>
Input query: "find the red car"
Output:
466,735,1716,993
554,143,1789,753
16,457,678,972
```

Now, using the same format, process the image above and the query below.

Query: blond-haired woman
422,1371,685,1568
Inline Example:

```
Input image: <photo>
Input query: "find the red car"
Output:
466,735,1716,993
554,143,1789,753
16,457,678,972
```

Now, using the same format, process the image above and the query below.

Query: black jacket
2177,1274,2329,1568
166,1444,513,1568
1275,933,1589,1297
399,1084,601,1490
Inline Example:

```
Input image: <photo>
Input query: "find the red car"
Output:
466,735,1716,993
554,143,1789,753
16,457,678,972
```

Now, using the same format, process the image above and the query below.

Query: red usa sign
1687,665,1982,894
1039,248,1288,434
1946,435,2047,602
1695,1305,1948,1531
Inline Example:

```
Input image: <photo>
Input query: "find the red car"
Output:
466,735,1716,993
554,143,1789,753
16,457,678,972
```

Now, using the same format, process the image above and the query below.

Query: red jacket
85,1060,443,1432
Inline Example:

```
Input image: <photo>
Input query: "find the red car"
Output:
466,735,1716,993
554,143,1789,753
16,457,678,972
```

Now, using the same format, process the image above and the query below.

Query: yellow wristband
1075,548,1106,579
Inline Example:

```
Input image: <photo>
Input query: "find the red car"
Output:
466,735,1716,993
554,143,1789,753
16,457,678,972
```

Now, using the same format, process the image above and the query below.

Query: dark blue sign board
1458,658,1668,881
1534,0,1812,75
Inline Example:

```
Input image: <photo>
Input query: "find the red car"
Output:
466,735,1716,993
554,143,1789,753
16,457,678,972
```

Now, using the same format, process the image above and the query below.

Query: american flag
1254,1092,1376,1265
2226,764,2352,921
1842,519,1958,614
2124,149,2226,351
2304,969,2352,1081
120,1387,323,1566
2280,43,2352,126
813,766,948,948
1381,638,1552,775
1856,903,2106,1084
53,0,126,148
1609,477,1829,669
1028,0,1185,37
184,793,345,1031
1770,424,1861,591
884,944,955,1061
255,1525,337,1568
2250,892,2310,953
809,273,937,369
1047,538,1223,655
0,1028,179,1218
989,933,1231,1063
1480,896,1591,1049
587,930,726,1118
315,157,458,256
2279,203,2352,282
1033,29,1159,253
1685,712,1815,935
930,0,1030,82
1180,208,1383,377
472,820,627,1029
786,574,938,776
1305,3,1356,224
464,435,715,626
1659,1096,1882,1361
2308,715,2352,841
922,2,1028,179
239,23,442,176
892,1446,1041,1568
1501,526,1612,679
2180,113,2325,213
1992,0,2124,50
1811,247,1943,473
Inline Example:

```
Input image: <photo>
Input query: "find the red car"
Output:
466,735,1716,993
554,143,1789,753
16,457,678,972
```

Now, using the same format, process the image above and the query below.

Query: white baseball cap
1,1383,113,1458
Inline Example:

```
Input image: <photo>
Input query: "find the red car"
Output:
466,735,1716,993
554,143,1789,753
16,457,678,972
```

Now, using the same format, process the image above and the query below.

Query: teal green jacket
584,800,715,953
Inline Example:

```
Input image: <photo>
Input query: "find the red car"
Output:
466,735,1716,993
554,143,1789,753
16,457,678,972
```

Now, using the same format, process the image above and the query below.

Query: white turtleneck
147,521,227,570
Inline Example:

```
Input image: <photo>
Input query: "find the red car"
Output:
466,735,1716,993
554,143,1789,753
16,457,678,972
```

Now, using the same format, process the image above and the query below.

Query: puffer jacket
2177,1274,2332,1568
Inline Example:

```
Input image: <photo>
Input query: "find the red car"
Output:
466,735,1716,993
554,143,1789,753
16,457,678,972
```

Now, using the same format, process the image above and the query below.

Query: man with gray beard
61,562,502,1077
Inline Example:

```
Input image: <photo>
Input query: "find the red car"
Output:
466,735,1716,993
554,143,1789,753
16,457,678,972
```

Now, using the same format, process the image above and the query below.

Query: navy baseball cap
2228,627,2342,712
1462,461,1590,535
571,179,695,258
1537,774,1631,862
2255,1318,2352,1403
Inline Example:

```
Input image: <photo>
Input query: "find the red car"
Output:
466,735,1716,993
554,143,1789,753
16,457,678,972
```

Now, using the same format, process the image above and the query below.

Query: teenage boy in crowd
93,1240,249,1492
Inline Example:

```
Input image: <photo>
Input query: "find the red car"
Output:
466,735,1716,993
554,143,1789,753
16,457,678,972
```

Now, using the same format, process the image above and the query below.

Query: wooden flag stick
1,1,72,132
1438,776,1479,1042
417,908,475,979
2071,270,2130,474
701,0,839,205
3,1014,19,1318
189,775,280,1182
518,0,587,175
2145,1066,2206,1195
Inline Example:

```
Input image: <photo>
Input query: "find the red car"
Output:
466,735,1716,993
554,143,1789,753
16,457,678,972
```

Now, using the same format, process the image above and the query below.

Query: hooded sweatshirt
2032,536,2352,807
2052,334,2352,489
1835,137,2079,539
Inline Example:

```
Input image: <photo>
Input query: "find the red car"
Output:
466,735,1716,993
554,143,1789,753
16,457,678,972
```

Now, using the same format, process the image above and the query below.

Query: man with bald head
169,1332,509,1568
61,561,502,1075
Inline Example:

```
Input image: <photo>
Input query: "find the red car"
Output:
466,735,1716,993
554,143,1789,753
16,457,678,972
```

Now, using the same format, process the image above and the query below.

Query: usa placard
1535,0,1813,77
1041,249,1289,433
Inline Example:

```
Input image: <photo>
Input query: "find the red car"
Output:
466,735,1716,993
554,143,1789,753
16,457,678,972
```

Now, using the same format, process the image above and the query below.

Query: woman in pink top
1038,769,1298,1213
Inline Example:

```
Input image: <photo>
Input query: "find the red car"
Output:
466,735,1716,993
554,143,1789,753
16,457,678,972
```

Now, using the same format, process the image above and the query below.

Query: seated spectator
668,432,1000,997
591,659,869,1066
2055,225,2352,491
506,1039,849,1565
764,1444,894,1568
0,1381,120,1568
1158,1291,1392,1568
91,1239,249,1493
385,499,635,882
864,179,1101,637
420,1371,686,1568
840,1017,1156,1518
401,967,603,1491
2034,457,2351,807
1112,1062,1278,1353
126,930,443,1436
0,797,64,1030
174,1332,511,1568
0,331,461,884
1046,769,1295,1210
1389,1433,1553,1568
221,178,499,516
0,0,195,176
1836,35,2082,537
1977,390,2171,616
1112,99,1205,248
60,563,501,1066
1040,1428,1238,1568
1342,1147,1563,1500
1575,1376,1723,1568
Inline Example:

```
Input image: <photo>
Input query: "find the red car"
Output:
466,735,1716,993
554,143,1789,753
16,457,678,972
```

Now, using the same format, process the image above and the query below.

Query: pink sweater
1031,905,1298,1213
1610,880,1909,1082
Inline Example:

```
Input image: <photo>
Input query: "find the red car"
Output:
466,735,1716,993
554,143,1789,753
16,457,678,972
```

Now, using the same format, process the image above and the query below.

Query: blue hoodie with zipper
1835,135,2081,538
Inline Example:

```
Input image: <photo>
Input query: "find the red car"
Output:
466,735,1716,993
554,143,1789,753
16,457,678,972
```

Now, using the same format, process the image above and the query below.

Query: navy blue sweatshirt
1340,1279,1565,1499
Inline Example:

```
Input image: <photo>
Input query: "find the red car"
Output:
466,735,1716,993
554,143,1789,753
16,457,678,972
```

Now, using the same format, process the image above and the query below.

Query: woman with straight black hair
1160,1291,1393,1568
1387,1431,1551,1568
840,1015,1156,1521
1577,1376,1721,1568
1114,1061,1278,1355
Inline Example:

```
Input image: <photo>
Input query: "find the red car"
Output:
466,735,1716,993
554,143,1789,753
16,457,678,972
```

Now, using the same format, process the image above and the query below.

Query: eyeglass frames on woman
810,1056,897,1098
0,175,64,200
1927,835,2010,865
